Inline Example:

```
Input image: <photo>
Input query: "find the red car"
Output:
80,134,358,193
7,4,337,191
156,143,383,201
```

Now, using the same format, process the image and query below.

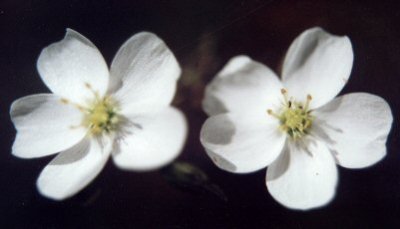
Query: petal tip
266,180,336,211
36,177,69,201
204,149,238,173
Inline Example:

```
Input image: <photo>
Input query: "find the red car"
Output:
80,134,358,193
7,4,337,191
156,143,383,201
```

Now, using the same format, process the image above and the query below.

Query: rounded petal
112,107,187,171
266,140,338,210
313,93,393,169
203,55,283,116
37,29,109,104
37,138,112,200
282,27,353,109
111,32,181,116
10,94,87,158
200,112,286,173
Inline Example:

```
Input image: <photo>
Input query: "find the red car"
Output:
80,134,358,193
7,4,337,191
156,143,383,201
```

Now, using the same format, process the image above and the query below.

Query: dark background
1,0,400,228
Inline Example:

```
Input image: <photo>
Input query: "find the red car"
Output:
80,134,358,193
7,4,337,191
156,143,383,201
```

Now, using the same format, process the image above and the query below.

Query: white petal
203,55,283,116
313,93,393,169
10,94,87,158
37,138,112,200
37,29,109,104
267,140,338,210
111,32,181,116
200,112,286,173
282,27,353,109
112,107,187,171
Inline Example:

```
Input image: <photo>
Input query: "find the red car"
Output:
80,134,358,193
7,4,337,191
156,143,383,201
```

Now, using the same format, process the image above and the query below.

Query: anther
84,82,92,89
60,98,69,104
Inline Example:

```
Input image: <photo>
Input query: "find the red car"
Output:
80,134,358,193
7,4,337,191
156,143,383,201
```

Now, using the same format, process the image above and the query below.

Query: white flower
10,29,187,200
200,27,393,210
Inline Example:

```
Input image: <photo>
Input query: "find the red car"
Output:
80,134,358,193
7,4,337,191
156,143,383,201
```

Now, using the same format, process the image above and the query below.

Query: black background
1,0,400,228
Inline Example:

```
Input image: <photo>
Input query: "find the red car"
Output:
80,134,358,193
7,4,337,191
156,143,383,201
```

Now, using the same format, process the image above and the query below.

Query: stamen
281,88,289,104
69,124,85,129
59,98,86,111
267,109,280,119
304,94,312,111
85,82,100,99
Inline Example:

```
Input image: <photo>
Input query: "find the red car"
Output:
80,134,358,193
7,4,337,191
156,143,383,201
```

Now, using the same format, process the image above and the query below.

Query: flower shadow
49,140,91,165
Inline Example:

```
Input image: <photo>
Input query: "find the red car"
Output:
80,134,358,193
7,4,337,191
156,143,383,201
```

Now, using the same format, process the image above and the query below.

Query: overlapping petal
112,107,187,171
37,138,112,200
199,26,393,211
11,29,187,201
313,93,393,168
266,140,338,210
37,29,109,104
111,32,181,116
10,94,87,158
202,55,283,116
282,27,353,109
201,112,286,173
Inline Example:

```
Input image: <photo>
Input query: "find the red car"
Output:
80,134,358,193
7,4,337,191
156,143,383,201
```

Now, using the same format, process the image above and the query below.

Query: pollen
84,96,119,136
268,89,314,139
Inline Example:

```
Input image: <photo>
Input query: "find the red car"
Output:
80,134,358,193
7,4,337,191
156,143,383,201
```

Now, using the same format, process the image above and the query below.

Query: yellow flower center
60,83,121,136
268,89,314,139
84,96,119,136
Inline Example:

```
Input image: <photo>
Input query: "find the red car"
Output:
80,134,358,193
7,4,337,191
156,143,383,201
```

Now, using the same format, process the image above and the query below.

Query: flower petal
111,32,181,116
200,112,286,173
37,138,112,200
37,29,109,104
266,140,338,210
112,107,187,171
10,94,87,158
313,93,393,169
282,27,353,109
203,55,283,116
